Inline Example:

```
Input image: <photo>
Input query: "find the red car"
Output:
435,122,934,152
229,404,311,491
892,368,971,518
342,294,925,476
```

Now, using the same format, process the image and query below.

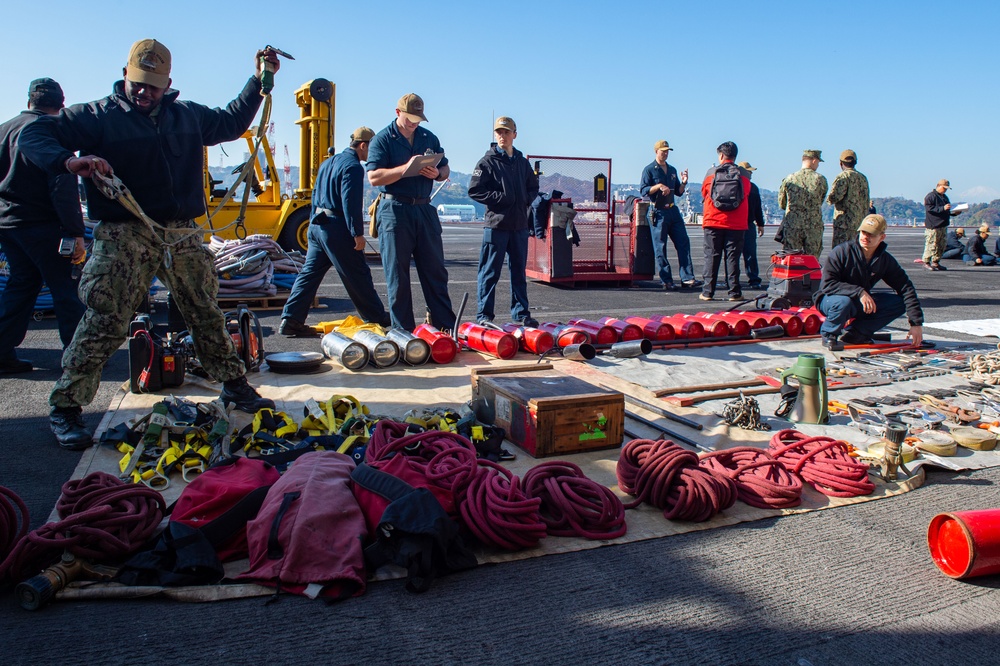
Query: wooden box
472,366,624,458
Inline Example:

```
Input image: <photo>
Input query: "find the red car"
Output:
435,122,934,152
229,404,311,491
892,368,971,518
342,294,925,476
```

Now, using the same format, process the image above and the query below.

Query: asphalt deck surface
2,225,999,666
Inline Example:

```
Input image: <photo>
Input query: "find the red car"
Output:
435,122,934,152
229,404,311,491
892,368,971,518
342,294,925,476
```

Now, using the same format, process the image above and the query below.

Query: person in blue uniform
468,116,540,327
365,93,455,332
639,140,701,291
280,126,390,336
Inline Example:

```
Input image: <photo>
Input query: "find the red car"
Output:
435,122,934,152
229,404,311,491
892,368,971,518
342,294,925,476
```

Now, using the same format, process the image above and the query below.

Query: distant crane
283,145,293,198
267,122,276,158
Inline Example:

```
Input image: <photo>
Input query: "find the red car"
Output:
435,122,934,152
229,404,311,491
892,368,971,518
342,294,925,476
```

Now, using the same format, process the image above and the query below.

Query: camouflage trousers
50,219,244,409
781,219,824,258
831,217,862,249
923,228,947,264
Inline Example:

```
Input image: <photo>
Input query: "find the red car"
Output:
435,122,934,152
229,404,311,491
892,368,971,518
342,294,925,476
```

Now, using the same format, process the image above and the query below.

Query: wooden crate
472,368,623,458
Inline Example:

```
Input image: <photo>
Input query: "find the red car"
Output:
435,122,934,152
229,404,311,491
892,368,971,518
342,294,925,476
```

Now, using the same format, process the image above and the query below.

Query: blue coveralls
282,148,389,326
639,160,695,285
366,121,454,331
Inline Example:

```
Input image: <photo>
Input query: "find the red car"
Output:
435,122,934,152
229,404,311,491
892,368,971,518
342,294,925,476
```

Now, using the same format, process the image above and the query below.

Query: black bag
710,163,744,211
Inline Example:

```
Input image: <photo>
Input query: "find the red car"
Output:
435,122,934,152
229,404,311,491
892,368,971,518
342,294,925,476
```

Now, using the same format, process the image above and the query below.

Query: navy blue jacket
311,148,365,236
944,229,966,253
817,239,923,326
639,160,685,209
20,77,263,223
747,182,764,230
365,121,447,200
467,145,539,231
0,110,83,234
923,190,952,229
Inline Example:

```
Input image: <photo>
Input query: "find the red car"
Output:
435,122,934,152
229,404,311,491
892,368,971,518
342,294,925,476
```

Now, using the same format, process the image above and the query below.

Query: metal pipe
321,331,369,371
385,328,431,366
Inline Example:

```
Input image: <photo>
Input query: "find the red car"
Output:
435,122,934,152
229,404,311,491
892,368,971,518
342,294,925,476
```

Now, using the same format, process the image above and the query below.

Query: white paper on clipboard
401,153,443,178
951,202,969,215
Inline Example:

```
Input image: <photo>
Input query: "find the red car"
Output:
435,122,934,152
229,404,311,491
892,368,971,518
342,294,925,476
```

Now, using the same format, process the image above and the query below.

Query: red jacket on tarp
701,160,751,230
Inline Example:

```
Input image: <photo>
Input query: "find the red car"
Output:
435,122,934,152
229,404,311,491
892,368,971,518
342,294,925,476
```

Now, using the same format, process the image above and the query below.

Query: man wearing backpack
639,140,701,291
699,142,750,302
778,150,828,258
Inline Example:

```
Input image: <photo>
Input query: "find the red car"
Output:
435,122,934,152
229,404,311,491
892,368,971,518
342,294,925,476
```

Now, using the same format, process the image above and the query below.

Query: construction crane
283,145,293,199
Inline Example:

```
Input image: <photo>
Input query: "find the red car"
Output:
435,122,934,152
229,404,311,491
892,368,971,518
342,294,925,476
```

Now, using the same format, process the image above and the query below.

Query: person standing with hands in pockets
640,140,701,291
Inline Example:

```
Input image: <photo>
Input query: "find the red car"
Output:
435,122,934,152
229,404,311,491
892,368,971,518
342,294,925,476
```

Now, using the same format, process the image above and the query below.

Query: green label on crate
579,412,608,441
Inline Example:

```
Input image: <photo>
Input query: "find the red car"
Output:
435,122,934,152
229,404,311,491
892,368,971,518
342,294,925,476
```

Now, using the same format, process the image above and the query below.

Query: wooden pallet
217,292,319,311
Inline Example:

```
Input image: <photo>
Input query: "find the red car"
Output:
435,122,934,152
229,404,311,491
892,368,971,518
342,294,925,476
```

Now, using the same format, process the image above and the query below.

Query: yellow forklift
198,78,335,253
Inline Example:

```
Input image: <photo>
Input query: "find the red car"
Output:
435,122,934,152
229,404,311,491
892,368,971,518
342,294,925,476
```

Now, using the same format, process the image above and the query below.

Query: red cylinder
458,322,518,360
678,313,728,338
695,311,748,337
598,317,644,341
650,314,705,339
623,316,675,341
501,324,555,355
712,311,769,330
755,311,804,337
538,323,591,347
568,319,619,345
412,324,458,364
783,308,822,335
928,509,1000,579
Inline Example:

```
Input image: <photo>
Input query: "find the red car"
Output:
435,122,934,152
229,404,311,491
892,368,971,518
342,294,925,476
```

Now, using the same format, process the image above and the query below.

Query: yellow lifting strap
300,395,369,437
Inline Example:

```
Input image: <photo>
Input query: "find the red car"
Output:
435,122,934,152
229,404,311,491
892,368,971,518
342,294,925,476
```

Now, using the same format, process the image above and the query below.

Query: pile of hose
522,461,626,540
1,486,29,574
208,234,305,297
617,439,737,522
699,447,803,509
0,472,165,586
966,344,1000,386
768,430,875,497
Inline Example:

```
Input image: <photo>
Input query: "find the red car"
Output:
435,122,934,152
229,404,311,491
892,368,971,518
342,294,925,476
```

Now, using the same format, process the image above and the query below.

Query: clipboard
401,152,443,178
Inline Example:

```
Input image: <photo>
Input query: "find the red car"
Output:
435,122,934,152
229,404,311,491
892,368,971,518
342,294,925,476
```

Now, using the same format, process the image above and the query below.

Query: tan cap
396,93,427,122
737,161,756,172
937,179,951,189
803,149,824,162
126,39,171,89
350,126,375,143
653,140,672,152
979,224,992,235
840,149,857,163
955,227,965,235
859,214,887,235
494,116,516,132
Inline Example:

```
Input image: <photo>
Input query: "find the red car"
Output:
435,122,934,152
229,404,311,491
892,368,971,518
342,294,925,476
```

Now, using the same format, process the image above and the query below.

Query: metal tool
624,411,708,451
597,387,703,431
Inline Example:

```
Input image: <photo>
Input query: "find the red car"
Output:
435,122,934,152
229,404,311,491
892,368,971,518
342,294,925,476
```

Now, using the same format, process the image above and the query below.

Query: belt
383,193,431,205
314,207,336,218
655,203,675,209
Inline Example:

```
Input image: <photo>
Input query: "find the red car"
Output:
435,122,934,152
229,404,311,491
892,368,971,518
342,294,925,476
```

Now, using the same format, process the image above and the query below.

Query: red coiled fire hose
617,439,737,522
458,460,546,551
1,485,30,569
699,447,803,509
768,429,875,497
522,461,627,540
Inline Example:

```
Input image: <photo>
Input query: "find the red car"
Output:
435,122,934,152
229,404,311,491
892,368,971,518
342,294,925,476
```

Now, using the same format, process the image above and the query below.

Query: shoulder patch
473,169,482,177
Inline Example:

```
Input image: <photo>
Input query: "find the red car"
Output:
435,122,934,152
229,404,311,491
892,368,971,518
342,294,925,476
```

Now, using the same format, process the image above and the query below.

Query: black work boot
50,406,94,450
278,318,320,338
822,335,844,352
220,376,276,413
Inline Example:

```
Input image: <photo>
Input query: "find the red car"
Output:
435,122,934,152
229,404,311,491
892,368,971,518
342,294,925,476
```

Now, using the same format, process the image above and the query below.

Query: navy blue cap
29,78,63,96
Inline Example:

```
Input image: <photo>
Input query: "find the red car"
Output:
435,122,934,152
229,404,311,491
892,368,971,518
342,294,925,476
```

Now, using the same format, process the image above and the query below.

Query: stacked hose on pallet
209,234,305,297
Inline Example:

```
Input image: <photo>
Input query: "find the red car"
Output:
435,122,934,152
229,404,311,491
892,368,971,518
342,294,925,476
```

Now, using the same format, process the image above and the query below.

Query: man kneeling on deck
815,214,924,351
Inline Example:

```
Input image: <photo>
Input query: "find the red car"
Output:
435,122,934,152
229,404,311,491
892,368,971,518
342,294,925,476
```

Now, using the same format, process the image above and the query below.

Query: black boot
278,318,320,338
50,406,94,450
220,376,276,413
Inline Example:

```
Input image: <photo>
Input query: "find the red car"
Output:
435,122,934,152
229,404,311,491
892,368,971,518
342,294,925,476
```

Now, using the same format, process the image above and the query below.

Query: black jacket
468,146,539,231
0,110,83,234
747,182,764,230
945,229,966,253
966,234,990,262
20,77,263,224
817,239,923,326
923,190,952,229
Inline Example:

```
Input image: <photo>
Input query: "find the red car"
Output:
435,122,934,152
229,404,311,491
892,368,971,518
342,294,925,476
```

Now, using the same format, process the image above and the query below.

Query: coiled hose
699,447,803,509
1,486,30,570
617,439,737,522
522,461,626,540
768,429,875,497
459,460,546,551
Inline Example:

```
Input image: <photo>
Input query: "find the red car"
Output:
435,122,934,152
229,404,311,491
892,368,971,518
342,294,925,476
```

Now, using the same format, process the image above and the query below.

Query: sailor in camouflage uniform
778,149,829,257
827,149,870,249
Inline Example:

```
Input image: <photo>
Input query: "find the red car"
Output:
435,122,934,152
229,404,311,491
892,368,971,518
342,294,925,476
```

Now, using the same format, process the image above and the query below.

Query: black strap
351,462,415,502
267,491,301,560
198,484,274,549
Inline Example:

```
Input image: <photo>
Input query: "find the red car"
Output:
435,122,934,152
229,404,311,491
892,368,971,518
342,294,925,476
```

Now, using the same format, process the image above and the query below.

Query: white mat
926,318,1000,337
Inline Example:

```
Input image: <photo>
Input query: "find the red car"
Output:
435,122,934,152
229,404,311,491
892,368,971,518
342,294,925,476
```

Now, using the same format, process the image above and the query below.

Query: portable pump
756,251,822,311
128,314,186,393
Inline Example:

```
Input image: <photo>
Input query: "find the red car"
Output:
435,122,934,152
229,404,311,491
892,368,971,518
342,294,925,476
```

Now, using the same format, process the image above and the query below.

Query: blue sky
4,0,999,203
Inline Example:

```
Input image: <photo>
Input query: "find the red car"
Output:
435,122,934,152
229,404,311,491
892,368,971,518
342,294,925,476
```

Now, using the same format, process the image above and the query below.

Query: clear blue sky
4,0,999,203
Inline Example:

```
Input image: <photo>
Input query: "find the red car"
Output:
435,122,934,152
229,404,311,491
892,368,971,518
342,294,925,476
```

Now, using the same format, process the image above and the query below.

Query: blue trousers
476,227,530,323
0,225,85,360
378,201,454,331
723,225,762,287
650,206,694,284
702,228,744,298
940,247,963,260
818,292,906,339
282,218,389,325
963,253,997,266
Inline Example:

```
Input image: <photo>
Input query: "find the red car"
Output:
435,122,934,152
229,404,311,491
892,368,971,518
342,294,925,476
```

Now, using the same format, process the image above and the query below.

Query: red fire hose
522,461,627,540
767,430,875,497
458,460,546,551
699,447,803,509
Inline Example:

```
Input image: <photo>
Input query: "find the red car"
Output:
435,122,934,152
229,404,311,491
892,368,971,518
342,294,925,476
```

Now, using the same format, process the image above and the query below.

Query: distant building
437,204,476,222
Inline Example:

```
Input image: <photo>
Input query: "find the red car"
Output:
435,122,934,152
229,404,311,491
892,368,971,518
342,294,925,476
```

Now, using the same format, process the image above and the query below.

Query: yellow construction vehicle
197,78,335,253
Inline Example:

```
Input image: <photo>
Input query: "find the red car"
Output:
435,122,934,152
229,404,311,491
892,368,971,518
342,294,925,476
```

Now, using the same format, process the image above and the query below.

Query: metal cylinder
385,328,431,366
352,330,400,367
605,339,652,358
321,331,369,371
502,323,555,355
568,318,619,345
539,323,591,347
562,343,596,361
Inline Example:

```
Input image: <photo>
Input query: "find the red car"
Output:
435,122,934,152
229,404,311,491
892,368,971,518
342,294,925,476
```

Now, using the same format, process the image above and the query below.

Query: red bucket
928,509,1000,579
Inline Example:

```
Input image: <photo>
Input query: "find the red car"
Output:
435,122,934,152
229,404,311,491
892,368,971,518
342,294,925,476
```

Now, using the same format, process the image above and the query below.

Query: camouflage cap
859,214,887,235
653,140,672,152
802,149,823,162
737,161,756,171
350,126,375,143
937,179,951,189
396,93,427,122
840,149,857,163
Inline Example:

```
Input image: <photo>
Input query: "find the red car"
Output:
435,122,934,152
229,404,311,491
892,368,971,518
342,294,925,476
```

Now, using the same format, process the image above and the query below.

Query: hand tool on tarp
596,386,703,430
623,411,708,451
593,325,789,354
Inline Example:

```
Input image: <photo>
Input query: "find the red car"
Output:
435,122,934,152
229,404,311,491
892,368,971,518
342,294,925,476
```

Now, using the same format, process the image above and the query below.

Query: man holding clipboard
366,93,455,331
